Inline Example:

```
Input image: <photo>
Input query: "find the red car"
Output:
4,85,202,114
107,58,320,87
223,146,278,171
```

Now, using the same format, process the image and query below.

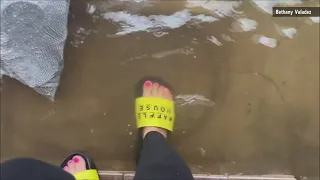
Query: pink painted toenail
68,160,72,164
154,83,159,86
73,157,79,163
144,81,151,87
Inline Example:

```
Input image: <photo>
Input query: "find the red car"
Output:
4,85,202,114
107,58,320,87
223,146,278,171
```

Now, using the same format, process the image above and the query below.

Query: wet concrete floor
1,0,319,178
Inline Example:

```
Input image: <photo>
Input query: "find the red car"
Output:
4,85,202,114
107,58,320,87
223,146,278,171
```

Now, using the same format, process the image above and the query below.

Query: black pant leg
1,158,75,180
134,131,193,180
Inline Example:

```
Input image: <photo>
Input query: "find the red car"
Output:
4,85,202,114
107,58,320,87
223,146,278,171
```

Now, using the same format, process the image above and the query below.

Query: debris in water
129,132,133,136
87,4,96,14
90,129,94,133
309,17,320,23
76,27,85,34
237,18,257,32
103,111,107,116
253,35,277,48
281,28,297,39
71,27,92,47
199,147,206,157
128,124,131,127
207,36,222,46
221,34,235,42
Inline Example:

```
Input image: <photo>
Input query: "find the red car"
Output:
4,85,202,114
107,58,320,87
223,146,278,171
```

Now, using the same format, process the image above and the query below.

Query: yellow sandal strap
135,97,175,132
74,169,99,180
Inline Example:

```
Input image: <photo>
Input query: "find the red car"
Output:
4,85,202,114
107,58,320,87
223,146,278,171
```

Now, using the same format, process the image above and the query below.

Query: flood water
1,0,319,178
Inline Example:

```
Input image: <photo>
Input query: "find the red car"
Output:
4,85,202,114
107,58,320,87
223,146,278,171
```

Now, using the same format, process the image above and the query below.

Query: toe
158,86,165,98
67,160,75,174
163,88,172,100
142,81,152,97
72,155,86,174
63,166,69,173
151,83,159,97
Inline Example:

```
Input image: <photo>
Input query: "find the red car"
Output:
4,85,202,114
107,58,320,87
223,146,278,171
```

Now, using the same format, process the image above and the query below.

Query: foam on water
93,0,315,49
102,0,244,36
103,10,218,36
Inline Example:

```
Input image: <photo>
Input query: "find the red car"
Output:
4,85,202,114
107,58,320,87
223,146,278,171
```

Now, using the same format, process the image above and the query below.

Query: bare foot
63,155,86,176
142,80,173,139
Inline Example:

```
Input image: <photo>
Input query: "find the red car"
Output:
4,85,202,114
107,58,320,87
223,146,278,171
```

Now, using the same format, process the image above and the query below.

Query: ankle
142,127,168,139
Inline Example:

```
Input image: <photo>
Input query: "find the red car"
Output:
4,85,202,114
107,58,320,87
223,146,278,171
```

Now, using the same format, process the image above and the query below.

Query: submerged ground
1,0,319,178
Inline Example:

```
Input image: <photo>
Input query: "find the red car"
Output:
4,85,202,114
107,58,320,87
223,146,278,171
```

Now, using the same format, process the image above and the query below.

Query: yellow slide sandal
60,152,99,180
135,77,175,132
136,97,175,131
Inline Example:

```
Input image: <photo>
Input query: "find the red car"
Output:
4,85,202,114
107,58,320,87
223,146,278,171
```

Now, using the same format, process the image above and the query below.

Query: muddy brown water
1,0,319,178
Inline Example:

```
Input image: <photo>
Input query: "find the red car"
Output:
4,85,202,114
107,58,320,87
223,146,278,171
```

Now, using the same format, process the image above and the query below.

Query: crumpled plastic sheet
0,0,70,100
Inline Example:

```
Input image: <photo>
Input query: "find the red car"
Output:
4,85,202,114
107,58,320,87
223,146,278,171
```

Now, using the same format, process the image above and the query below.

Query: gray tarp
0,0,70,100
